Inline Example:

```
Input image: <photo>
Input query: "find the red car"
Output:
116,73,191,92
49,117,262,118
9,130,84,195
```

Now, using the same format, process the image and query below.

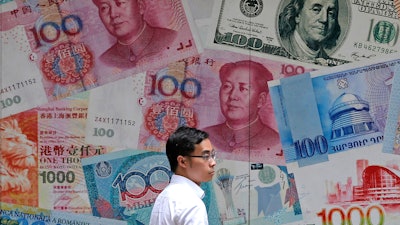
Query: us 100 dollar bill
207,0,399,67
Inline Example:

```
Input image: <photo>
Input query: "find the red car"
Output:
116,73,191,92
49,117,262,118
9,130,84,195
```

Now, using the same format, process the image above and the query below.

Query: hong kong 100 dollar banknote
268,56,400,224
84,49,318,164
0,91,116,214
0,202,128,225
81,149,220,225
207,0,399,67
0,0,201,119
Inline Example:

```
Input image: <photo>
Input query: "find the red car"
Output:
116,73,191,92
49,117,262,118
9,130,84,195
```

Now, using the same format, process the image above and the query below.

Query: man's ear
177,155,187,168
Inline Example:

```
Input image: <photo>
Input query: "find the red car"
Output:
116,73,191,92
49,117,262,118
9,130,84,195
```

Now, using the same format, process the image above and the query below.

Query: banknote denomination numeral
112,166,171,202
317,205,384,225
39,170,75,184
29,14,83,48
149,75,201,99
294,135,328,159
0,95,21,109
217,32,263,50
93,128,114,137
367,19,399,47
281,64,305,76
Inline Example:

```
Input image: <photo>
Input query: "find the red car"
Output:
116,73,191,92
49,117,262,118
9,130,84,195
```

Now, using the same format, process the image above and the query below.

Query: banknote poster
0,20,48,119
0,0,201,117
84,49,317,164
269,57,398,167
382,63,400,155
1,92,114,214
81,149,220,225
0,202,128,225
287,144,400,224
208,0,399,67
212,159,302,225
269,57,400,224
1,108,39,207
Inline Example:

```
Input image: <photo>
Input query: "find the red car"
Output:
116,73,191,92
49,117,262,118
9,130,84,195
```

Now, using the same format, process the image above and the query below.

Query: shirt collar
170,174,205,199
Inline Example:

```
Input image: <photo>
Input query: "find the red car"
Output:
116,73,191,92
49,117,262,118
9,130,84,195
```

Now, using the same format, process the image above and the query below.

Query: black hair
166,126,209,172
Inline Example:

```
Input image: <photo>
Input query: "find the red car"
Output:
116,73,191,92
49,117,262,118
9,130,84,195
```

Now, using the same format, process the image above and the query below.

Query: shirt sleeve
175,198,209,225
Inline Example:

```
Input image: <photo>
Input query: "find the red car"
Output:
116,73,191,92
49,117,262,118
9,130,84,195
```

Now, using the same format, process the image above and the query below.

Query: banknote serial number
353,42,397,54
317,205,384,225
94,116,135,126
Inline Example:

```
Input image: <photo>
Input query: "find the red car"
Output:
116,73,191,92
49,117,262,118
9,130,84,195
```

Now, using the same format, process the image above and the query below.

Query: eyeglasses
187,150,216,161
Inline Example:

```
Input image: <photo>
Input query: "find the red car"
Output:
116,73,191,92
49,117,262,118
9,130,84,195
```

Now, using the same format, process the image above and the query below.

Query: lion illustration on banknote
0,119,37,192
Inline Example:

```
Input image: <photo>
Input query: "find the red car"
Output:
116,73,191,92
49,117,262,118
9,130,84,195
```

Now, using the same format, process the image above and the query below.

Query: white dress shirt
149,174,209,225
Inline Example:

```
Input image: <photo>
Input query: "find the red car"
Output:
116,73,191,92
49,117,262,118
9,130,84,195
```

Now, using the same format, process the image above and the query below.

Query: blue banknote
82,149,220,225
269,57,400,167
382,63,400,155
0,202,127,225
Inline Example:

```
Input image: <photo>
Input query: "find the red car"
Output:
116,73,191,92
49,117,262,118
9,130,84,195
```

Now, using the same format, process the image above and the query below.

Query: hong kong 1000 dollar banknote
0,202,128,225
81,149,220,225
0,91,116,214
0,0,201,119
207,0,399,67
268,57,400,224
84,49,318,164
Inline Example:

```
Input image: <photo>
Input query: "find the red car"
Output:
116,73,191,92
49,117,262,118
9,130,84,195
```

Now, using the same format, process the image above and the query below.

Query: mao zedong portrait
278,0,341,61
92,0,177,68
203,60,283,163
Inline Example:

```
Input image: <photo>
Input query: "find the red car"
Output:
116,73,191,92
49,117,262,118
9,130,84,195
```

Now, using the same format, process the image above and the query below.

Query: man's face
219,66,264,126
94,0,144,43
295,0,338,49
186,139,216,185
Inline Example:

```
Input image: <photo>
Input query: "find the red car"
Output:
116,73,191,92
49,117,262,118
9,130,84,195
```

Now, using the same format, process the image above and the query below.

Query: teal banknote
81,149,220,225
269,56,400,167
382,63,400,155
212,159,303,225
0,202,127,225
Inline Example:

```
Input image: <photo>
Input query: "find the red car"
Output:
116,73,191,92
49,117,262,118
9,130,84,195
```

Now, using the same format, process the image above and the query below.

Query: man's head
218,60,273,127
93,0,146,44
166,126,216,185
279,0,341,50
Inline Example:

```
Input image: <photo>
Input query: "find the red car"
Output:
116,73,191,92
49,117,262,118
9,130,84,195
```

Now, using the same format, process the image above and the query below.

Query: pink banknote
0,92,115,214
85,49,318,165
0,0,201,118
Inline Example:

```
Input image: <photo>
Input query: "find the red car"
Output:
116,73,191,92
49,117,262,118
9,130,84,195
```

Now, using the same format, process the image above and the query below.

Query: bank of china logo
240,0,263,17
